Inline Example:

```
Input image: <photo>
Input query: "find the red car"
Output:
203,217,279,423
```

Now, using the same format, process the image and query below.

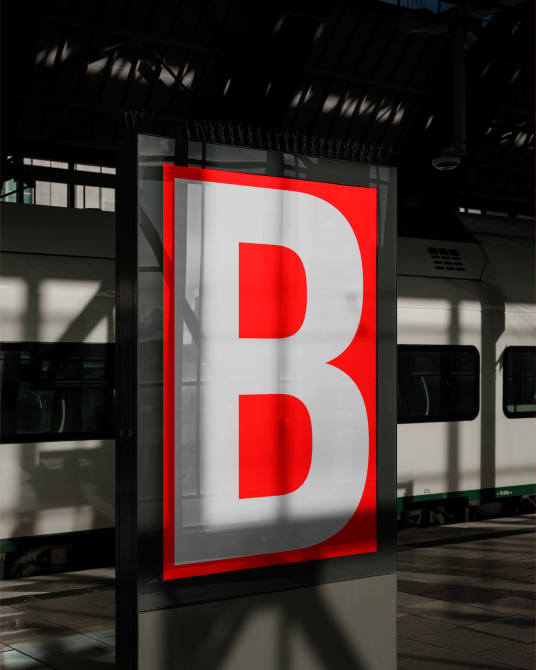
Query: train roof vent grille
427,247,465,273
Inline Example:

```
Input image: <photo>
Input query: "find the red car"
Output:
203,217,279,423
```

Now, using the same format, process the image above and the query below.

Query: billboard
116,137,397,666
162,166,379,580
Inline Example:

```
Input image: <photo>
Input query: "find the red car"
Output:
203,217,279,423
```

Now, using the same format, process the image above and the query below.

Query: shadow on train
1,266,116,578
2,219,535,585
397,276,535,530
4,442,115,578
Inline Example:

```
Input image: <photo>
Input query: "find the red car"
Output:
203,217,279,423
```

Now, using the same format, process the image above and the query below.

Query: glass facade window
0,343,115,444
34,181,68,207
503,346,536,418
74,185,115,211
1,178,33,203
4,160,116,211
75,164,116,211
20,159,69,206
1,178,20,203
24,159,68,170
76,164,116,174
398,345,480,423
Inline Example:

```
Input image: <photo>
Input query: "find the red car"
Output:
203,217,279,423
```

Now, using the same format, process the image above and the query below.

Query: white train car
397,210,535,525
0,201,533,574
0,202,116,576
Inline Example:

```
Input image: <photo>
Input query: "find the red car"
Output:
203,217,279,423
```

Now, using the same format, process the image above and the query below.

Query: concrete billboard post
116,135,397,670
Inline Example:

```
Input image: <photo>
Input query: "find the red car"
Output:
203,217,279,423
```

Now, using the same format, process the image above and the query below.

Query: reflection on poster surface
163,166,377,580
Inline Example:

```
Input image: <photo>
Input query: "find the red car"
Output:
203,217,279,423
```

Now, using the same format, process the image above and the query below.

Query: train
0,202,115,577
0,200,534,577
397,208,535,527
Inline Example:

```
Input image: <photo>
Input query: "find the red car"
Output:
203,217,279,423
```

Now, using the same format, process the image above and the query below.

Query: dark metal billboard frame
115,134,397,669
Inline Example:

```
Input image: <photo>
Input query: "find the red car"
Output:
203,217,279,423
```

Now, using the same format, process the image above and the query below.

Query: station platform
397,515,535,670
0,515,533,670
0,568,115,669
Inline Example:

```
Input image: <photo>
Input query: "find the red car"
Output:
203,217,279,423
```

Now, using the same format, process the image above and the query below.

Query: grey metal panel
375,165,398,565
116,136,139,670
0,202,115,259
138,573,397,670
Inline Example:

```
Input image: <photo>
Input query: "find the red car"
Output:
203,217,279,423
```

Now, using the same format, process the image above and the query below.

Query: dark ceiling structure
2,0,534,215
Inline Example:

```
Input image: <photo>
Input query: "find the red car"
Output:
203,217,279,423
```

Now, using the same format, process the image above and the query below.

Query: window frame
0,342,115,444
503,346,536,420
397,344,480,424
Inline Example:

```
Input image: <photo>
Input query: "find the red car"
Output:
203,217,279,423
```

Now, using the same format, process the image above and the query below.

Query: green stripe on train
3,489,535,552
397,483,536,516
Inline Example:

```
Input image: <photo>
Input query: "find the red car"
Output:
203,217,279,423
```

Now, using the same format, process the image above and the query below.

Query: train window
0,343,115,444
503,347,536,419
398,345,480,423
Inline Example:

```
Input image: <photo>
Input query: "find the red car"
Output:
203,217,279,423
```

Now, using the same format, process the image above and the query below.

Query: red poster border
163,164,377,581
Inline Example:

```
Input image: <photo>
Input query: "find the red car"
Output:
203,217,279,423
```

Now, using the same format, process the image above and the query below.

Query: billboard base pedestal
138,573,397,670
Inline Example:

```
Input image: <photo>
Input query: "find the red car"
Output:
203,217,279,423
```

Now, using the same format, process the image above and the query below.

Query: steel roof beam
486,138,535,161
399,0,529,37
143,43,208,117
490,121,535,133
474,161,534,175
19,113,108,159
499,104,534,116
41,14,234,58
30,39,131,83
464,190,534,204
18,133,117,153
304,67,437,98
457,167,531,201
191,0,238,54
407,2,534,211
21,93,191,124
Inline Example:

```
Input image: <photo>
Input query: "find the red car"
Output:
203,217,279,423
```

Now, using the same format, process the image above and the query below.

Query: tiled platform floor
0,515,533,669
397,514,535,670
0,568,115,669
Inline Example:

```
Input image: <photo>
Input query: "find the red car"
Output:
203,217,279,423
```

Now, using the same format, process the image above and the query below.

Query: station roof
2,0,534,216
